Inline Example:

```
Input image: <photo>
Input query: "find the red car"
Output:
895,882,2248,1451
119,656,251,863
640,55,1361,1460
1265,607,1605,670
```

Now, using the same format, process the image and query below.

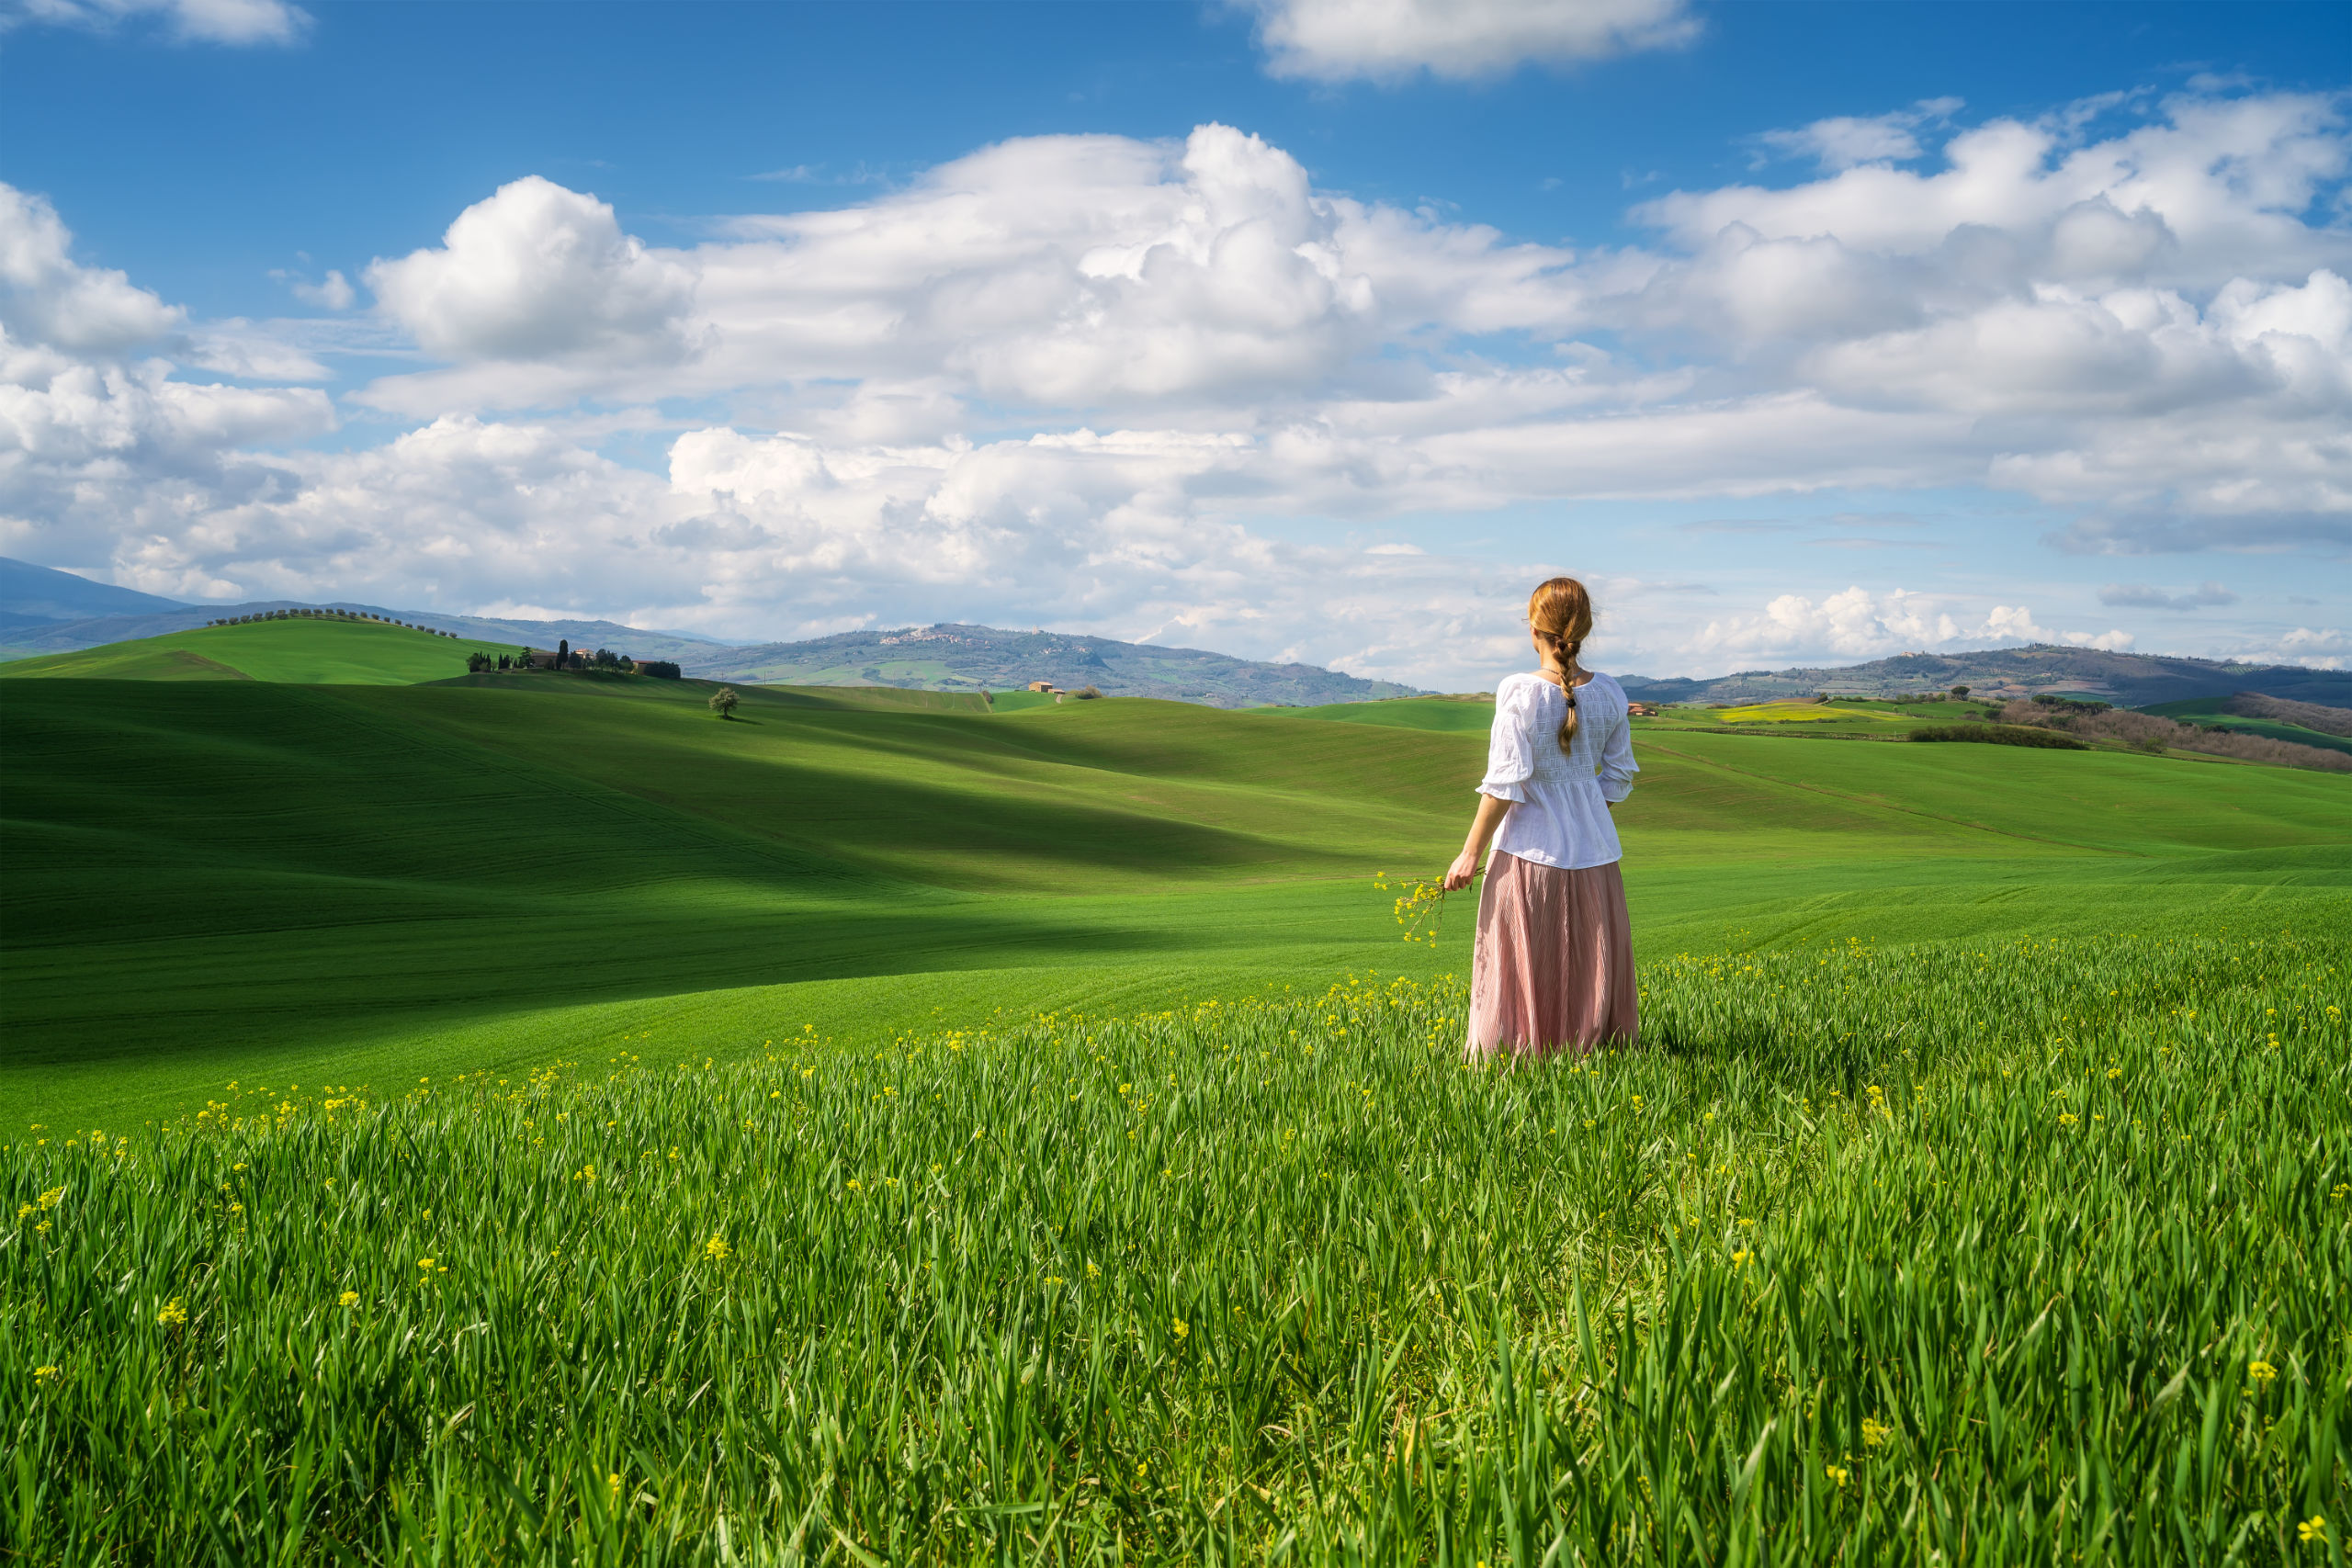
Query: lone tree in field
709,687,741,720
1951,685,1970,698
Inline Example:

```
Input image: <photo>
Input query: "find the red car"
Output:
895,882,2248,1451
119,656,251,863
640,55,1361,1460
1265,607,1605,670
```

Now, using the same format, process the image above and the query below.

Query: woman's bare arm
1444,793,1512,891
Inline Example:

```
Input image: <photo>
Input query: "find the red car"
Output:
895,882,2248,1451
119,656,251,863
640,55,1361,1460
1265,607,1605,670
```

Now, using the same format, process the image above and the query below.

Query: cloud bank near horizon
1,86,2346,683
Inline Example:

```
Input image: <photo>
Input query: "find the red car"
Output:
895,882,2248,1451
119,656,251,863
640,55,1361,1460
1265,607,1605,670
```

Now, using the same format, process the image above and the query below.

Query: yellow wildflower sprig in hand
1375,872,1453,947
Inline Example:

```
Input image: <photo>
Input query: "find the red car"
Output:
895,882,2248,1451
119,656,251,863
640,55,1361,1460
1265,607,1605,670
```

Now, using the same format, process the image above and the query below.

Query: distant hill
0,557,726,663
1618,645,2352,709
361,610,729,660
0,615,522,686
684,623,1428,707
0,556,190,624
6,557,2339,711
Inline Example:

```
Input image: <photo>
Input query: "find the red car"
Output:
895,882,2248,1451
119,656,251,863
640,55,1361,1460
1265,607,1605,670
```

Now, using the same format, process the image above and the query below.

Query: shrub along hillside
1997,698,2352,771
1910,723,2086,749
2138,694,2352,759
2225,691,2352,737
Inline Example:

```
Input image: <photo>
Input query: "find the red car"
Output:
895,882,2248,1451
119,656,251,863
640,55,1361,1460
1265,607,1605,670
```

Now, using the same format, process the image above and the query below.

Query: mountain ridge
0,559,732,661
682,623,1430,707
4,558,2341,710
1615,644,2349,709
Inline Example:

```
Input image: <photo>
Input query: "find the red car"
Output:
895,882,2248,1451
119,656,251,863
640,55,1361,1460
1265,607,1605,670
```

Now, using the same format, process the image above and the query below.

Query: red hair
1527,576,1593,753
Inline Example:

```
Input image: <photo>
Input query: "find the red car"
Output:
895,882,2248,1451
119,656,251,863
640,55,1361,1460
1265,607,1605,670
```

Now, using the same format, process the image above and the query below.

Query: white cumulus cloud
0,182,334,570
365,176,699,367
0,185,183,353
5,86,2347,684
1689,586,2069,662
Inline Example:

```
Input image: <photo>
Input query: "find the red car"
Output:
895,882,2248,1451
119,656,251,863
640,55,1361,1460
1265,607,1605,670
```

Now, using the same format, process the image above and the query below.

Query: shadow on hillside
1,884,1249,1074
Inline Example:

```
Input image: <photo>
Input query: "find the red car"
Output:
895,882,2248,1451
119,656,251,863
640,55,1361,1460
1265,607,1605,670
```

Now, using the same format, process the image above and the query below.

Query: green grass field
1274,694,2002,740
4,621,2350,1561
8,931,2344,1562
5,639,2348,1131
1266,695,1498,733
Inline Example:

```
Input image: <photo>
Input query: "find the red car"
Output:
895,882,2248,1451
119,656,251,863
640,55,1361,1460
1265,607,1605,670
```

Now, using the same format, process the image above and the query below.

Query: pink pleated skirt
1467,852,1638,1060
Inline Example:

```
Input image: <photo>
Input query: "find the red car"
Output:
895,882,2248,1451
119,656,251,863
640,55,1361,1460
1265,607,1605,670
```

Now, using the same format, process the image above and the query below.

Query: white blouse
1476,671,1639,870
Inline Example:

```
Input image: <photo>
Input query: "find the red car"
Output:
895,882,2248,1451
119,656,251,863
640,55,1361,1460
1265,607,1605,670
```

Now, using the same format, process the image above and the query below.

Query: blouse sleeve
1596,681,1640,803
1477,679,1538,802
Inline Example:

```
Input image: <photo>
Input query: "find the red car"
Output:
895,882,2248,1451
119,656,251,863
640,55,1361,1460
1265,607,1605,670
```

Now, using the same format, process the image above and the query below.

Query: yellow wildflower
704,1235,731,1262
2249,1360,2278,1383
2299,1517,2326,1545
33,1364,58,1382
156,1297,187,1327
338,1291,359,1307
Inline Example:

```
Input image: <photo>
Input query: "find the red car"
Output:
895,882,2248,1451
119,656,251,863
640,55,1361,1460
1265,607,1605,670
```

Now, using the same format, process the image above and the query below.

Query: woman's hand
1448,793,1510,891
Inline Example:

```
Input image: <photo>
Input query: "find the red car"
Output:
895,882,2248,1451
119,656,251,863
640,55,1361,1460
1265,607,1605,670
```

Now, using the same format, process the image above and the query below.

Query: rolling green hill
4,623,2346,1129
1281,693,2008,739
0,615,519,685
1267,694,1496,733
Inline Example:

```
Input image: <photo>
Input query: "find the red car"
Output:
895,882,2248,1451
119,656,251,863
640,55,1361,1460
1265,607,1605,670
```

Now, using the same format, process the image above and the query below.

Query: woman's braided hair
1527,576,1594,756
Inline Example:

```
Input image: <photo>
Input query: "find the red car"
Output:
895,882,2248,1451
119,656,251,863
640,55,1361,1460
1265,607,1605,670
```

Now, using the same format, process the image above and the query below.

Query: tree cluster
209,608,458,637
468,641,681,678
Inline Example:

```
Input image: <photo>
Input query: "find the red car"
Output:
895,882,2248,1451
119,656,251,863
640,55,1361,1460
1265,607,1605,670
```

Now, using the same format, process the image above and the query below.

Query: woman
1442,576,1639,1058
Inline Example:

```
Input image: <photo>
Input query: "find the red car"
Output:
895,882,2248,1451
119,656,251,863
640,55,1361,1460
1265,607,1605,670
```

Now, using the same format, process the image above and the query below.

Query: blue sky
1,0,2346,683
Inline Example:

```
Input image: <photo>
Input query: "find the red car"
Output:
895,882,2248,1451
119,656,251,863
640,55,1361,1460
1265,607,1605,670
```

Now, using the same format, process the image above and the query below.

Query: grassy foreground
6,929,2346,1564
